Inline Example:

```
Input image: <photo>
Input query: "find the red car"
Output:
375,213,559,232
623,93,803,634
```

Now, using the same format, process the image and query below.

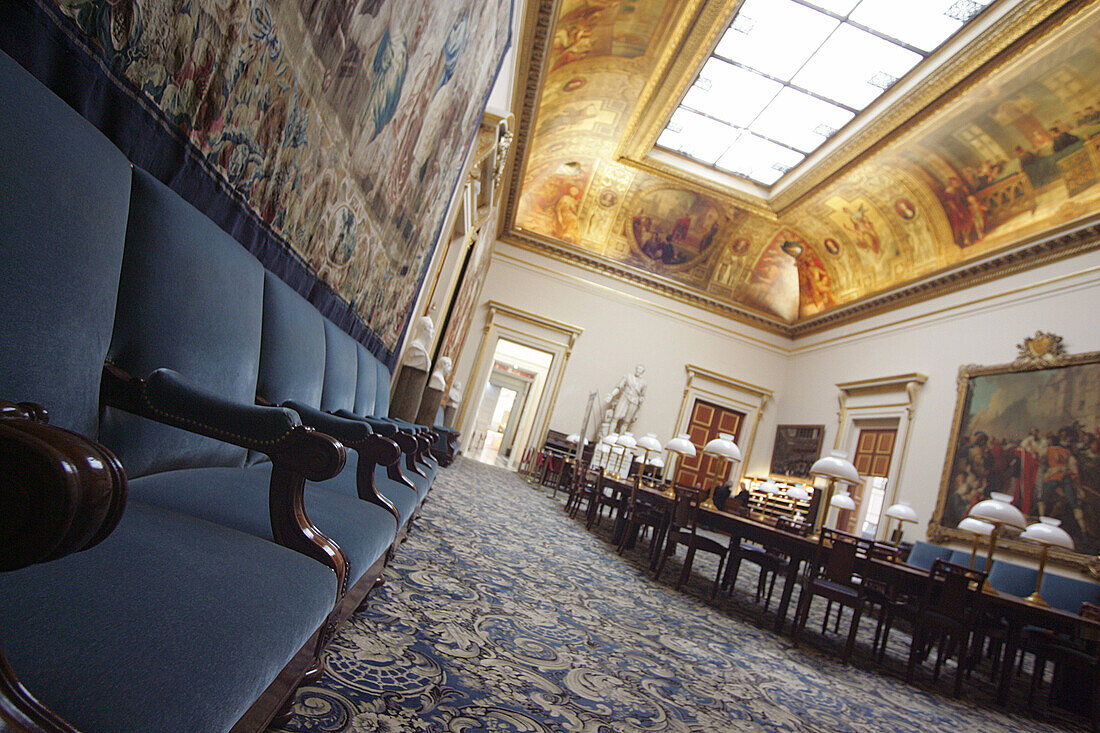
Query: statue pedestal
416,386,444,427
443,405,457,428
390,365,429,422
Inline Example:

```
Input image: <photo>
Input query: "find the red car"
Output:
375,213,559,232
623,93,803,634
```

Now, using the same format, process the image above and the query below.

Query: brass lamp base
1022,591,1049,607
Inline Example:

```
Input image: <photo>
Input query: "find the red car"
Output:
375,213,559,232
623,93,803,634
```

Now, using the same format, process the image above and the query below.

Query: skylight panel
681,58,782,127
658,108,734,164
714,0,838,82
802,0,860,14
750,87,855,153
716,133,805,186
851,0,981,53
657,0,997,187
791,23,922,109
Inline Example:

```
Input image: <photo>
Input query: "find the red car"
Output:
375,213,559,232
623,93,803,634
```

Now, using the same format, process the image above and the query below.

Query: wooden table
619,484,1100,683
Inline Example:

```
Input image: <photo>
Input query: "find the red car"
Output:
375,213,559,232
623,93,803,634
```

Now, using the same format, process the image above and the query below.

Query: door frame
834,373,926,541
455,301,582,468
671,364,773,487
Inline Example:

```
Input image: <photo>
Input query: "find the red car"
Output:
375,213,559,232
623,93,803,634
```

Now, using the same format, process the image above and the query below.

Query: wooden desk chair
723,515,807,611
655,486,731,598
585,468,619,529
1028,601,1100,731
792,528,874,664
616,474,668,568
564,462,593,517
551,458,574,499
905,559,988,697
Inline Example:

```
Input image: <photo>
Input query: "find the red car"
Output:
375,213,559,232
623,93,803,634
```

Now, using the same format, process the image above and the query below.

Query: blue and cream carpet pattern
273,458,1087,732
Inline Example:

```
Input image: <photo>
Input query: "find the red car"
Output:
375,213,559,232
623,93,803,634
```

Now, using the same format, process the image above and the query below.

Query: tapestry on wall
0,0,512,365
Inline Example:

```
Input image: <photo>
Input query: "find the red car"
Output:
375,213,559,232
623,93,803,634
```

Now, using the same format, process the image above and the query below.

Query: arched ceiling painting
502,0,1100,332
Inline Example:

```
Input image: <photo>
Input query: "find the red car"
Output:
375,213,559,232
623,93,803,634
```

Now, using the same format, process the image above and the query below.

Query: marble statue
601,364,647,436
404,314,434,370
428,356,452,391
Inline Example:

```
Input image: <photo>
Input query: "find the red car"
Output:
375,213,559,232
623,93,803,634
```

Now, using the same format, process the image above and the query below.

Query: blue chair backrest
375,358,392,418
988,560,1038,597
1040,572,1100,614
320,319,358,413
353,343,378,417
0,50,131,437
948,548,986,570
101,168,265,477
258,270,326,408
906,541,952,570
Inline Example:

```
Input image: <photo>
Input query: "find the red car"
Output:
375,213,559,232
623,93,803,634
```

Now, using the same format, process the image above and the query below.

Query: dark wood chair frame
654,486,731,598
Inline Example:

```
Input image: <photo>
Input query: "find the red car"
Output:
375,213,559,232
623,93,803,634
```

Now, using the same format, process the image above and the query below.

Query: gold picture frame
929,348,1100,578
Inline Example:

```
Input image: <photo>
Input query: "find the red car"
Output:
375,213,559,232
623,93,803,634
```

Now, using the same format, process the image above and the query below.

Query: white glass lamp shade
648,456,665,467
566,433,581,444
666,434,697,457
703,434,742,461
957,517,994,537
830,491,856,510
616,433,637,449
968,492,1027,529
786,484,811,501
760,479,779,494
602,433,619,445
884,501,918,523
810,450,860,484
636,433,663,453
1020,517,1075,550
597,443,611,454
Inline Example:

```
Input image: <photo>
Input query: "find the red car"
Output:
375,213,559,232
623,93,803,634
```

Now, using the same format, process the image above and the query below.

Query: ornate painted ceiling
499,0,1100,334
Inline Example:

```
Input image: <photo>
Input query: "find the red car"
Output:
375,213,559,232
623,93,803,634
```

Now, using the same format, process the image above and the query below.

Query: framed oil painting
770,425,825,480
929,348,1100,577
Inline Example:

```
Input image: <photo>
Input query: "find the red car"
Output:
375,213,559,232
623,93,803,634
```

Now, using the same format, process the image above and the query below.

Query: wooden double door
673,399,745,490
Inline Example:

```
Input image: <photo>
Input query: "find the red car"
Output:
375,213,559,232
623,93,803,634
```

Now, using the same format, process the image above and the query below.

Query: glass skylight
658,0,996,186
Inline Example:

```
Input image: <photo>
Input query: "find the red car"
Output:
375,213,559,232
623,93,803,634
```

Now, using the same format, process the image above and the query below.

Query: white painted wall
452,241,794,474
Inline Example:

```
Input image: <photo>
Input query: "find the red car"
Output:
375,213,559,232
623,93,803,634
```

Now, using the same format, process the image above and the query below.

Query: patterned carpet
273,458,1088,732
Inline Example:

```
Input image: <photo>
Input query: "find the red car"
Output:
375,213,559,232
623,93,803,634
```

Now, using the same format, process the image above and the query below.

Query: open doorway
469,339,553,468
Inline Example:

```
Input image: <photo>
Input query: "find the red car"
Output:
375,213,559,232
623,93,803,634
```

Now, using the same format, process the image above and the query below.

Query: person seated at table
714,482,751,513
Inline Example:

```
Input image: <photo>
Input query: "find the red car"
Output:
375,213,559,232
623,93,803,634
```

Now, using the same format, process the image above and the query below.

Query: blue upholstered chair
905,541,952,570
1039,572,1100,614
100,168,398,595
988,560,1039,597
258,271,421,533
0,49,337,732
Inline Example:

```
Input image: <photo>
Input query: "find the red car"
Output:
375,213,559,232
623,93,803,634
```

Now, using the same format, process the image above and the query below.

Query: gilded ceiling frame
498,0,1100,340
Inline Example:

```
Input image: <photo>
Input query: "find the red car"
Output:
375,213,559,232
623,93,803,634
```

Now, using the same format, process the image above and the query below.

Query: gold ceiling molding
789,217,1100,337
500,229,790,334
616,0,1076,214
772,0,1081,211
499,0,559,240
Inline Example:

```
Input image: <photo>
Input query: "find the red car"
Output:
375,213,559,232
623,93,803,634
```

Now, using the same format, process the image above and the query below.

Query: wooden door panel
674,399,745,490
841,427,897,533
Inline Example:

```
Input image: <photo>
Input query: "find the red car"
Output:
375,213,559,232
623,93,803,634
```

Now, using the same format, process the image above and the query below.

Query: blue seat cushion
385,463,431,501
128,464,396,585
303,452,418,530
0,501,334,733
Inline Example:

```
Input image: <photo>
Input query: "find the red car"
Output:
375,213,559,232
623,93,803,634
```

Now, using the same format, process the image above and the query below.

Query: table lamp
1019,517,1075,607
956,516,994,570
966,492,1027,591
829,490,856,530
664,434,696,493
635,433,662,484
786,484,811,523
809,450,860,536
614,432,637,478
702,434,742,510
884,501,919,545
